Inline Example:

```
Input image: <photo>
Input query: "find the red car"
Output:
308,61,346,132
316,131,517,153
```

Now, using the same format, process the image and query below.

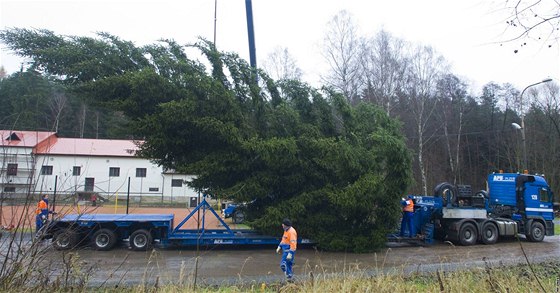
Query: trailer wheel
92,228,118,251
52,229,79,250
129,229,153,251
458,222,477,246
527,221,545,242
481,222,498,244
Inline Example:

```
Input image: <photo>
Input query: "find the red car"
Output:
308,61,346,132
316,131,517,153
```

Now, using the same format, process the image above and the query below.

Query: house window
109,167,120,177
149,187,159,192
85,178,95,192
7,164,17,176
3,187,15,193
136,168,147,178
171,179,183,187
41,165,53,175
72,166,81,176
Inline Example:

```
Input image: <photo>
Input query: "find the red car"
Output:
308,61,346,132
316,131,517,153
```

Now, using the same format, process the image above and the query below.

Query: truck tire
458,222,478,246
527,221,545,242
475,190,489,199
129,229,153,251
433,182,457,206
52,229,79,250
92,228,118,251
481,222,498,244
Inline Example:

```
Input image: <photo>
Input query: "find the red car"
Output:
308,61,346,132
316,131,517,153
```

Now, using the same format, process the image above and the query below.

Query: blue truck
390,172,555,245
42,198,312,251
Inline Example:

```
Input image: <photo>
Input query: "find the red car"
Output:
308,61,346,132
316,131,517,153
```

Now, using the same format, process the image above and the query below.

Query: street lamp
513,78,553,171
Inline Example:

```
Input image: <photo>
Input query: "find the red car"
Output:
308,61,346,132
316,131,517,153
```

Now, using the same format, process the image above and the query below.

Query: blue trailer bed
45,199,314,250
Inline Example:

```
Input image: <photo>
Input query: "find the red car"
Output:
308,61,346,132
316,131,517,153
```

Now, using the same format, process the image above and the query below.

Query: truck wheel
52,229,79,250
481,222,498,244
129,229,153,251
459,222,477,246
233,210,245,224
92,228,117,251
527,221,545,242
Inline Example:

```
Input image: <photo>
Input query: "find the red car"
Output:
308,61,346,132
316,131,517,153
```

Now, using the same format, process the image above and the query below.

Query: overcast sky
1,0,559,94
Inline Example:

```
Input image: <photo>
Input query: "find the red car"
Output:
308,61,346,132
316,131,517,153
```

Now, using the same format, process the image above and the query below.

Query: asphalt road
39,233,560,286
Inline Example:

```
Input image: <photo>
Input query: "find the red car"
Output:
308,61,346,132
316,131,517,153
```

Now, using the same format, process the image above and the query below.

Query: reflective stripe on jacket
280,226,297,251
403,199,414,212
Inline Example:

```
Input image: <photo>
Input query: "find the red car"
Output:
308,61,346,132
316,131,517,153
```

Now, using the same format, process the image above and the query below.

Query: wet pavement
36,234,559,286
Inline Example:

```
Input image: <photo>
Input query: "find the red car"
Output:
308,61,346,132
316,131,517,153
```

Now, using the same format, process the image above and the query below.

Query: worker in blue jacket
400,196,415,237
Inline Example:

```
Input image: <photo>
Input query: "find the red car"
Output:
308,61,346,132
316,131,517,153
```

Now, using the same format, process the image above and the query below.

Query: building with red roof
1,130,197,204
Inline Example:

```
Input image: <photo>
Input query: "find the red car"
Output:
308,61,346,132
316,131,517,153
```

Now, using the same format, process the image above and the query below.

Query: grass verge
74,261,560,293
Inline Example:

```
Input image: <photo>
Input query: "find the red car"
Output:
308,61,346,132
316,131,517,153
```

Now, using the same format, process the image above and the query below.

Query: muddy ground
1,205,558,286
40,233,559,286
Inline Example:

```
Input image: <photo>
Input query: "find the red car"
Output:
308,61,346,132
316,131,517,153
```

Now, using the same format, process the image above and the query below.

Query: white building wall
33,154,197,202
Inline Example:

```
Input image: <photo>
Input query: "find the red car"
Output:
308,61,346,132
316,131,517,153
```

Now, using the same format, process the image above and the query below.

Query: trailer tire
130,229,153,251
52,229,79,250
527,221,545,242
481,222,498,244
92,228,118,251
459,222,477,246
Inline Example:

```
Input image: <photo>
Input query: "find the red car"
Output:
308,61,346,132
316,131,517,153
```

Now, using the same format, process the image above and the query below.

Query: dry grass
76,261,559,293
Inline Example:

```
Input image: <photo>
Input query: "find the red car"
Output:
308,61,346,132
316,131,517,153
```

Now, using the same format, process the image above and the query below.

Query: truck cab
488,173,555,239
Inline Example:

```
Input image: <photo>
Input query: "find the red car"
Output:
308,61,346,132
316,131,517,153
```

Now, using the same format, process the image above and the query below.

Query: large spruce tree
1,28,412,251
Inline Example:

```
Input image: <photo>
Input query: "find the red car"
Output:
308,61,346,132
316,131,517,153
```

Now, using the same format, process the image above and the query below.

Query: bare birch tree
49,91,67,133
261,46,302,81
403,45,448,195
361,30,408,116
435,74,468,184
321,10,363,104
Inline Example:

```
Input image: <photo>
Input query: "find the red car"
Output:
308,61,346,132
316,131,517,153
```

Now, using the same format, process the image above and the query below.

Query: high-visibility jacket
36,199,48,215
280,226,297,251
403,199,414,212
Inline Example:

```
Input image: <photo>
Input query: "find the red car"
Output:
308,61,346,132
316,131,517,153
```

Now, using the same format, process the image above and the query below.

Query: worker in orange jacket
276,218,297,282
400,196,415,237
35,194,50,232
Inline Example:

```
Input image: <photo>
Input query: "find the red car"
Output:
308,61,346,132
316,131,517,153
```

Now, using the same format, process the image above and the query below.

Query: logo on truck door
492,175,515,182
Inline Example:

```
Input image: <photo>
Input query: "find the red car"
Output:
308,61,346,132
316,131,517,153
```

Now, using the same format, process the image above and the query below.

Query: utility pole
245,0,257,70
213,0,217,46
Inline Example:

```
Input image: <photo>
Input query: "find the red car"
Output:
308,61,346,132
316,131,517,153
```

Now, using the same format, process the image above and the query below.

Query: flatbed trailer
42,199,311,251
